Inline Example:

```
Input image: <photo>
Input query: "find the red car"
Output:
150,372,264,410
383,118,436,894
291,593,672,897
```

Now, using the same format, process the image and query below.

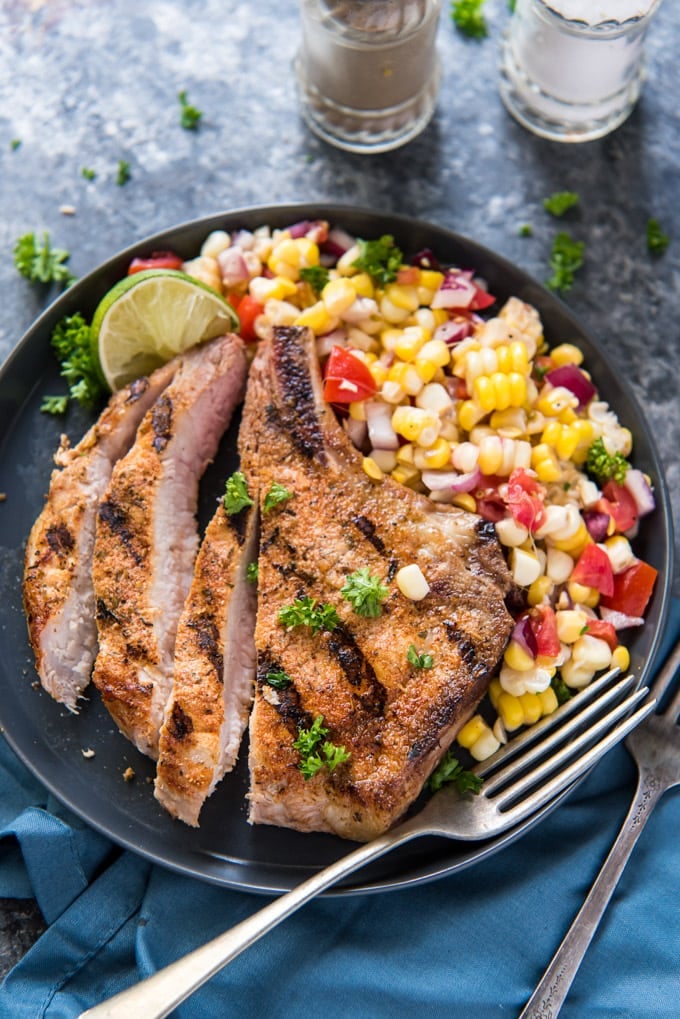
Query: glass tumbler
295,0,442,154
499,0,664,143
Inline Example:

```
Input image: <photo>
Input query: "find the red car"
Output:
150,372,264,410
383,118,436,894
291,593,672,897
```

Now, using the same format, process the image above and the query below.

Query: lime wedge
90,269,240,391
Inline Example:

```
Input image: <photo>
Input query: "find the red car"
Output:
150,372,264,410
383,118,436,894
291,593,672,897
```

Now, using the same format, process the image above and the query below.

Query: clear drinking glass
295,0,442,154
499,0,664,142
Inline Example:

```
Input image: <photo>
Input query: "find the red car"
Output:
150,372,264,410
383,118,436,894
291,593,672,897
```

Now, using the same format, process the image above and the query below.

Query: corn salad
180,218,657,764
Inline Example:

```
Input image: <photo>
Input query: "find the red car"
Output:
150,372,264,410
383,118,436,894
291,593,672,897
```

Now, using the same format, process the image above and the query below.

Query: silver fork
520,636,680,1019
80,666,655,1019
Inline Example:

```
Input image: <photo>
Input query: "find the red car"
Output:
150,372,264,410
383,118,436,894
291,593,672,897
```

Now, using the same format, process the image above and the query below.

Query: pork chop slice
23,363,177,711
92,333,247,759
241,326,518,841
154,498,258,825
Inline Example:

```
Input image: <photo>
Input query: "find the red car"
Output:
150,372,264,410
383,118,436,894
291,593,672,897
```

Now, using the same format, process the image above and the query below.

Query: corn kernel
388,362,424,397
250,274,298,303
556,609,588,644
380,296,411,325
452,493,477,513
419,269,445,292
391,463,421,487
567,581,600,607
538,686,559,715
510,547,542,586
370,449,397,473
457,714,488,749
414,438,452,470
362,456,384,481
322,277,357,317
490,407,527,439
348,401,367,421
546,547,574,584
572,634,612,672
497,692,525,731
392,405,440,444
611,645,630,672
495,517,529,548
200,230,231,260
470,728,501,762
519,692,542,725
550,343,584,367
294,301,336,334
380,327,404,353
395,563,430,601
489,677,503,709
527,575,554,607
504,641,536,672
458,400,486,433
394,326,427,362
536,385,579,417
368,361,389,387
561,658,594,690
350,272,375,298
418,339,451,368
550,522,591,555
381,380,407,404
531,443,562,484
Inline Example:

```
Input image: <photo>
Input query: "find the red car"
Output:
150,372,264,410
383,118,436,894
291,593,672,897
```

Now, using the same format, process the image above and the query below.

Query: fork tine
489,685,651,805
493,697,656,829
477,672,636,789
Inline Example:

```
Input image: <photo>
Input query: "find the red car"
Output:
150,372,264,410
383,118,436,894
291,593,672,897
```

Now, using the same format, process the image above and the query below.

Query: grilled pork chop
154,499,258,825
23,362,176,711
92,334,247,759
241,326,518,841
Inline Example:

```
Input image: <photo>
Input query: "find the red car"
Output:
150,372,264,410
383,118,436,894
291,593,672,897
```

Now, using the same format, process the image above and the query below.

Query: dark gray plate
0,205,673,895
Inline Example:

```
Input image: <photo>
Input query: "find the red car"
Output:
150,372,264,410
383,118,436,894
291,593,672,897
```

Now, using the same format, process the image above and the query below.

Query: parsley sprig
42,312,105,414
265,669,292,689
13,231,75,286
585,437,630,487
352,235,403,287
278,596,339,635
546,231,584,292
407,644,434,670
263,481,293,513
451,0,488,38
543,191,580,217
646,217,670,255
223,471,254,515
428,752,483,795
178,89,202,130
294,715,351,780
341,568,389,618
299,265,330,295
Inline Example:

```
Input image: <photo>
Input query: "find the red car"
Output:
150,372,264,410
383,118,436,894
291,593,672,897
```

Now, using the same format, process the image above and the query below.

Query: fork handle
78,823,418,1019
519,771,666,1019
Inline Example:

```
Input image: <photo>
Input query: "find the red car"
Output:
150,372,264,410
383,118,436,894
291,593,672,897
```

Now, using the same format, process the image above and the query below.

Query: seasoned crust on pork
92,334,247,759
241,326,517,841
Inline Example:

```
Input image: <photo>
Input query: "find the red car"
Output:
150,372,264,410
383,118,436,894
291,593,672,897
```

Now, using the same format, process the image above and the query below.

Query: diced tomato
468,284,496,311
533,355,555,382
571,544,615,596
476,496,507,523
396,266,420,286
232,294,264,343
600,560,658,618
322,346,377,404
127,252,184,274
596,481,638,534
529,605,561,658
583,619,618,653
505,468,547,533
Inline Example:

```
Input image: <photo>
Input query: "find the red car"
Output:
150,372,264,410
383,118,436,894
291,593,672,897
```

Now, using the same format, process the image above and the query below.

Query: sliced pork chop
154,498,258,825
23,363,177,711
92,333,247,759
240,326,518,842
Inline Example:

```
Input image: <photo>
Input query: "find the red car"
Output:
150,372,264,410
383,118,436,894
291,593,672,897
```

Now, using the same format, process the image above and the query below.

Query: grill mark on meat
351,514,386,555
273,327,325,462
151,395,173,452
98,498,143,566
225,504,251,545
95,597,119,624
186,616,224,679
257,653,311,733
166,701,194,742
326,625,386,713
444,622,487,679
45,523,74,556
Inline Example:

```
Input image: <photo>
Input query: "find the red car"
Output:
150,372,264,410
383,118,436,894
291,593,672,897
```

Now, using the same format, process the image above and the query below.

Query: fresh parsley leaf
451,0,488,38
178,89,202,130
293,715,328,757
246,561,259,583
263,481,292,513
10,138,21,151
50,313,105,409
40,394,69,415
81,167,96,181
646,217,670,255
265,669,292,689
407,644,434,669
352,235,403,287
223,471,254,515
278,596,339,635
294,716,350,779
518,223,533,237
428,752,483,795
508,0,516,10
585,437,630,487
116,159,131,186
322,740,351,771
298,753,325,779
543,191,579,217
546,231,584,292
341,567,389,618
13,231,75,286
551,673,573,706
299,265,330,294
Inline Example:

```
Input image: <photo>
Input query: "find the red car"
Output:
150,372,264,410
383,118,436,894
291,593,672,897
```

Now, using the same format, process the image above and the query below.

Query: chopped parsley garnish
178,89,202,130
543,191,580,217
646,217,669,255
294,715,351,780
352,234,403,287
246,561,259,583
341,567,389,618
451,0,488,38
265,669,292,689
40,394,69,416
116,159,131,186
223,471,254,514
10,138,21,151
50,312,105,409
299,265,330,294
585,437,630,487
81,167,96,181
546,231,584,292
428,752,483,795
407,644,434,670
278,596,339,635
518,223,533,237
263,481,293,513
551,673,573,706
13,231,75,286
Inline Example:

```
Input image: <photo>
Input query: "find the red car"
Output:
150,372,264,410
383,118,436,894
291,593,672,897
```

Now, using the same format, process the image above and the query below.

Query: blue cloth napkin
1,602,678,1019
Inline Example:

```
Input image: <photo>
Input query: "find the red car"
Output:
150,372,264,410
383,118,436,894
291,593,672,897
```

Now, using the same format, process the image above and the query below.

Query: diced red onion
623,468,655,517
322,228,355,259
316,329,347,359
422,466,483,494
433,319,474,346
365,401,399,450
230,229,255,250
582,509,611,542
599,606,645,630
544,365,596,408
476,495,506,522
410,248,442,271
431,271,477,310
287,219,329,243
343,415,367,450
511,616,538,659
217,247,249,286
